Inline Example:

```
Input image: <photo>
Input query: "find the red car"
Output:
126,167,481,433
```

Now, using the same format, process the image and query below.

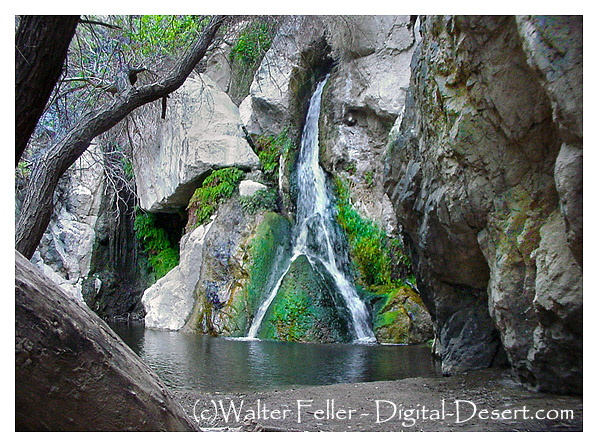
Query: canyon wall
384,15,582,393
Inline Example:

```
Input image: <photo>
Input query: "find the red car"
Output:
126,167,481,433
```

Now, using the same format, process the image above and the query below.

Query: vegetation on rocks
334,176,413,291
134,211,179,280
258,255,351,343
187,167,245,228
228,18,279,103
240,188,279,214
371,286,433,344
243,212,292,314
253,130,294,184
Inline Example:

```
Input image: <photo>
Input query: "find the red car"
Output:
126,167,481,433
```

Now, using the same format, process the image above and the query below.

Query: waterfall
248,75,376,343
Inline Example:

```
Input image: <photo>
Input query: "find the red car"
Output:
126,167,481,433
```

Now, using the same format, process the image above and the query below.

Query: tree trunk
15,15,225,259
15,15,80,166
15,250,196,431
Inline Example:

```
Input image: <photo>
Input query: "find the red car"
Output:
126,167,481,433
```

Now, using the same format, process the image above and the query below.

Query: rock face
183,201,288,336
134,73,260,213
30,146,105,301
240,16,418,233
15,251,195,431
384,16,582,393
239,16,329,137
142,223,212,330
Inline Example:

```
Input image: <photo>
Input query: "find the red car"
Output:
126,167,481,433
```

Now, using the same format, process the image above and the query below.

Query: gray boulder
142,222,212,330
134,73,259,212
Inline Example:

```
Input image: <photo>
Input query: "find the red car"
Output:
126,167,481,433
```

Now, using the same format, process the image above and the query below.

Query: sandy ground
172,368,582,432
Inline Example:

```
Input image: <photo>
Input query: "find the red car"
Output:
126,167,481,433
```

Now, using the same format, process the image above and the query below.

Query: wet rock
186,207,293,336
15,250,195,431
259,255,352,343
372,286,433,344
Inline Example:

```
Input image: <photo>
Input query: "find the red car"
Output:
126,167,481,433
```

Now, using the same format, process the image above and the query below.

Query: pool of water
109,322,441,392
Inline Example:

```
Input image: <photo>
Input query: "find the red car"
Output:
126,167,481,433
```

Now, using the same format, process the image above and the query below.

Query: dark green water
109,322,441,392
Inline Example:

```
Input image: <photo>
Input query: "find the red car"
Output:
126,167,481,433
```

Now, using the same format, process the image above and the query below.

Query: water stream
248,75,375,342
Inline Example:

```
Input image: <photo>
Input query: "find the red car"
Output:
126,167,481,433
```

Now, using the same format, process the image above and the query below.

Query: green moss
372,286,428,344
364,169,375,188
258,255,351,343
244,212,293,314
187,167,244,228
134,211,179,280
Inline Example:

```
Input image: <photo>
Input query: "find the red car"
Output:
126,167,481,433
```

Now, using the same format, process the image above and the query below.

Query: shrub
187,167,245,227
254,130,294,184
240,188,278,214
228,19,278,103
334,176,412,291
230,21,275,67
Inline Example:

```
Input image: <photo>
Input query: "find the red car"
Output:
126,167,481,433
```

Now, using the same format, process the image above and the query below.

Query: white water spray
248,75,375,343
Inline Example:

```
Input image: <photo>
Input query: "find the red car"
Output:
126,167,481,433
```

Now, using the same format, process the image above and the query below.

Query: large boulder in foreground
133,73,259,213
15,250,195,431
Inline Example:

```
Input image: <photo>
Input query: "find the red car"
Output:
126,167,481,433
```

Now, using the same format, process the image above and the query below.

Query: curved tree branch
16,15,225,258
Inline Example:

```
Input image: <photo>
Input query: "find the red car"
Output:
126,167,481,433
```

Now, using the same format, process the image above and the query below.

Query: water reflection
110,322,440,392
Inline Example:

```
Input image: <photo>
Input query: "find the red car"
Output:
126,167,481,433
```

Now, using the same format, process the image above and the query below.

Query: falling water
248,75,375,343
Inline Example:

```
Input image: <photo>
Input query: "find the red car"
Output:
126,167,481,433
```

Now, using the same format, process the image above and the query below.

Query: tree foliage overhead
29,15,212,155
15,15,227,259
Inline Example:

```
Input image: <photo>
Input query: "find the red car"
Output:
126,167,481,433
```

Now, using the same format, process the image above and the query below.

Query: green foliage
364,169,375,188
228,18,278,103
149,247,180,279
124,15,207,57
122,157,134,180
134,211,179,279
187,167,245,227
346,161,357,175
240,188,278,214
254,130,294,184
230,21,275,67
16,160,30,178
334,176,412,291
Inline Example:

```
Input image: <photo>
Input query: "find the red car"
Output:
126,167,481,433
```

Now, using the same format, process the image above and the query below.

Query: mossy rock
372,286,434,344
185,206,292,337
244,212,293,314
258,255,351,343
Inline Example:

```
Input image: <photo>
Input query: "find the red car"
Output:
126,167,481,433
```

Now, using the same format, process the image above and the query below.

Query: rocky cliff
384,15,582,393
